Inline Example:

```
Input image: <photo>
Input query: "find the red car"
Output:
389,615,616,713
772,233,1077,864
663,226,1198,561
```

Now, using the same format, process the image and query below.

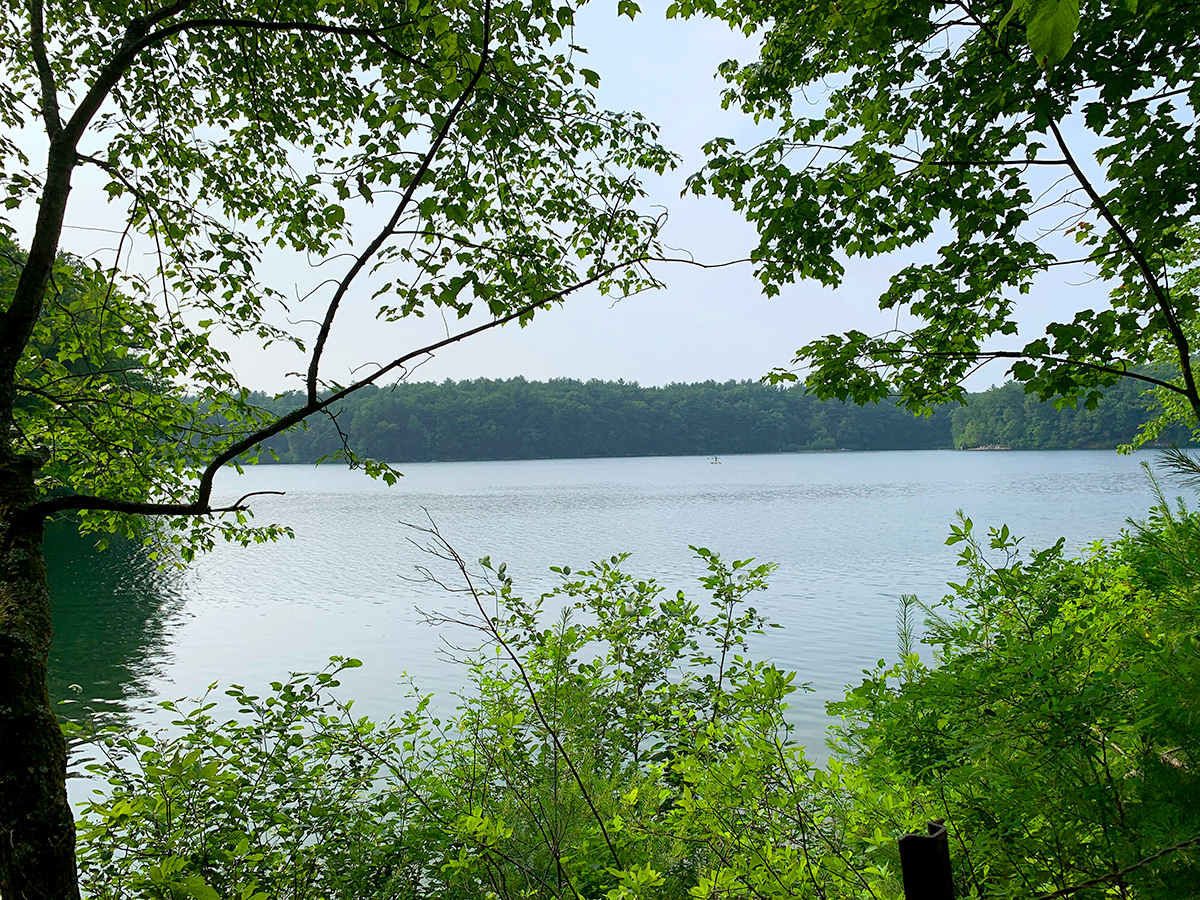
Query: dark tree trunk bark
0,451,79,900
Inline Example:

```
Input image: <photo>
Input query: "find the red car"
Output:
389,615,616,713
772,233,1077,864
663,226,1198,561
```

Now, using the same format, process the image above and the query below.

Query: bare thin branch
403,515,625,872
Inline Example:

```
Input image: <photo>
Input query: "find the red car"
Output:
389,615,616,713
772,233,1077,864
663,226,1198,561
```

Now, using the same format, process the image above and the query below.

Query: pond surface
50,449,1163,761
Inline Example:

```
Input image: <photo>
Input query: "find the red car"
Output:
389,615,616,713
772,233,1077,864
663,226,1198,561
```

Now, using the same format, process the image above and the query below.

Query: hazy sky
32,1,1108,393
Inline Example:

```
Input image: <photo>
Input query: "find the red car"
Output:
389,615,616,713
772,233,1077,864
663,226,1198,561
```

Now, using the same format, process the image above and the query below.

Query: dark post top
899,818,955,900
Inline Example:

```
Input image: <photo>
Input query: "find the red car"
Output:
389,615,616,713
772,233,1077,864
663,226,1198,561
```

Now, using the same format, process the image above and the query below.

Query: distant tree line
950,377,1197,450
241,376,1192,464
247,378,949,462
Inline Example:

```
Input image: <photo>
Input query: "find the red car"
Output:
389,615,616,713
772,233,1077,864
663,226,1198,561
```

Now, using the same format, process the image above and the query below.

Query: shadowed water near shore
45,519,183,721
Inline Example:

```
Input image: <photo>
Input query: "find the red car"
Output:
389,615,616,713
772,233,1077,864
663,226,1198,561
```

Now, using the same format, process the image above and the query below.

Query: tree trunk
0,450,79,900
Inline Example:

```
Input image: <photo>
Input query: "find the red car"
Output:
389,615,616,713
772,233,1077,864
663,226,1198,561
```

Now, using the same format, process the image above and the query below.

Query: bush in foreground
73,503,1200,899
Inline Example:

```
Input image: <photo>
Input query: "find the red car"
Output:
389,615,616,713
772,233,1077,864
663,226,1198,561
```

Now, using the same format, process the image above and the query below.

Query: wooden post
899,818,955,900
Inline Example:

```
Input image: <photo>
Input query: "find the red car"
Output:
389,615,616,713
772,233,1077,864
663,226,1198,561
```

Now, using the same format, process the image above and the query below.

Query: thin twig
403,516,626,871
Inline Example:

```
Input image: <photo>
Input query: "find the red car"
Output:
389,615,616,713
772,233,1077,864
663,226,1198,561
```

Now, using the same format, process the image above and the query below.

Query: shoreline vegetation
73,495,1200,899
243,376,1196,465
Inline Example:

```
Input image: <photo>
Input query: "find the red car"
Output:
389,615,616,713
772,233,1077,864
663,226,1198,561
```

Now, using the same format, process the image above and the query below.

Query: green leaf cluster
827,502,1200,897
75,548,799,900
73,659,417,900
1,0,675,330
683,0,1200,421
3,239,288,549
2,0,677,558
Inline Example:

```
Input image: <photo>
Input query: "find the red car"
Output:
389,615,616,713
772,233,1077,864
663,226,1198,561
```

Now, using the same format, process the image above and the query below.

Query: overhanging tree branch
921,349,1189,395
28,0,61,139
1045,116,1200,420
306,0,494,404
1,3,684,896
135,16,424,67
27,260,622,519
2,0,444,427
1,1,195,416
24,247,742,520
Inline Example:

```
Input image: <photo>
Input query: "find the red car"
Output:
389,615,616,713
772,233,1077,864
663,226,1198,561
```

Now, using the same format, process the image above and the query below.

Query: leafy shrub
75,504,1200,899
826,512,1200,899
74,543,791,900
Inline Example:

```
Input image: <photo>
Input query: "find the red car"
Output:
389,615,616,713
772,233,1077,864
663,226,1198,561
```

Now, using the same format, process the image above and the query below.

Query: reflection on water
44,519,183,722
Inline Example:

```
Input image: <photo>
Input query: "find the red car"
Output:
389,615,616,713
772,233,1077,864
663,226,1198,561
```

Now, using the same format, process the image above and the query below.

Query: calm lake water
50,450,1165,762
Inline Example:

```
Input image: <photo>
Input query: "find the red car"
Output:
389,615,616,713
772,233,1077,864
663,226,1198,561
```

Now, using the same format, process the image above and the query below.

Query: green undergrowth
70,496,1200,899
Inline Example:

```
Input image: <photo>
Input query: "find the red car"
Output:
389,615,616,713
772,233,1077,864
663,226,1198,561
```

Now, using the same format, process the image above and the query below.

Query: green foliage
1,238,287,550
73,659,429,900
2,0,674,547
999,0,1081,70
682,0,1200,422
1127,228,1200,448
240,375,1181,460
75,547,799,900
950,376,1198,449
75,501,1200,899
4,0,673,323
828,509,1200,898
4,2,657,896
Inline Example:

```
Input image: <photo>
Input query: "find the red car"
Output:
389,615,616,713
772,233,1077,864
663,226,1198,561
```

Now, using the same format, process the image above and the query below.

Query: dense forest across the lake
245,375,1196,463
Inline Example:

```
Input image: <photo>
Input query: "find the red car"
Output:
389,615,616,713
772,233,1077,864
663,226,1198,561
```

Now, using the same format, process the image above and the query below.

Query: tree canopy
219,375,1193,461
681,0,1200,426
2,0,677,533
246,378,956,460
0,0,678,895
